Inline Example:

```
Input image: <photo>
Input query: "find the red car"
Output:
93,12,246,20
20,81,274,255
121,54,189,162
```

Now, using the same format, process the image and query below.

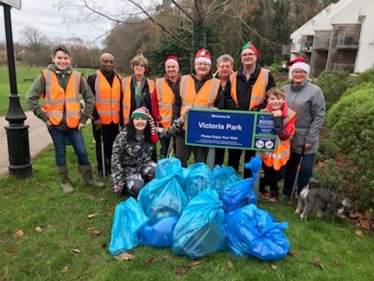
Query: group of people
25,42,326,202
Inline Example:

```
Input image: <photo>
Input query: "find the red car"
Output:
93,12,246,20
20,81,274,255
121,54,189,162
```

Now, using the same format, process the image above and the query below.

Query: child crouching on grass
260,88,297,201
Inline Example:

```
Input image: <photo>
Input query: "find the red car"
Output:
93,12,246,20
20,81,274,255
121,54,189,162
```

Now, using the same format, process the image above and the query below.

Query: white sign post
0,0,22,10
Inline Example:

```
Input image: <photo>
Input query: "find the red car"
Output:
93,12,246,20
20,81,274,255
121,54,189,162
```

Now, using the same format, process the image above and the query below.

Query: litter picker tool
100,128,106,178
289,146,305,204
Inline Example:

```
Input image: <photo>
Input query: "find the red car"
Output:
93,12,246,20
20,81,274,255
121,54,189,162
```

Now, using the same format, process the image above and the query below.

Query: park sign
186,109,277,151
0,0,21,9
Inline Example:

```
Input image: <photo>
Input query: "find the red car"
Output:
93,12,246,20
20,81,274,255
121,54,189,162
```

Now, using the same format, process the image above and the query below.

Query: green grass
0,64,95,117
1,128,374,281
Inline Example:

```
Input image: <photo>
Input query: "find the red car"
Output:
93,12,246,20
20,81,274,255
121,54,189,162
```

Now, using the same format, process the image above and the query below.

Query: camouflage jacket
111,127,155,186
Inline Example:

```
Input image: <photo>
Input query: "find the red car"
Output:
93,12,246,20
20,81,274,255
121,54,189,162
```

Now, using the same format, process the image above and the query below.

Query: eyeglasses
133,63,145,68
195,62,210,67
292,70,306,75
241,53,256,57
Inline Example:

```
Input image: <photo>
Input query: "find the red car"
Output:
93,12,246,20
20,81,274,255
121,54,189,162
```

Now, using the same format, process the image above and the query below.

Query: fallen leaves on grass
73,249,81,253
146,257,157,265
270,264,277,270
162,255,169,260
287,250,296,256
87,227,95,231
61,266,69,273
114,252,136,261
355,230,365,238
93,230,101,236
175,260,202,275
35,226,42,233
334,259,341,265
187,261,201,267
88,213,98,219
14,229,24,238
312,258,324,270
175,266,190,275
227,260,234,269
101,243,107,248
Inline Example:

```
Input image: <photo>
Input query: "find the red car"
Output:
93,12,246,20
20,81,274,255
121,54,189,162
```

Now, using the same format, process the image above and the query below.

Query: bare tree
19,27,51,67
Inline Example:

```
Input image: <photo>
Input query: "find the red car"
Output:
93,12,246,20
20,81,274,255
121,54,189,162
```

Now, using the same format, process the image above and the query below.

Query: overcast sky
0,0,110,46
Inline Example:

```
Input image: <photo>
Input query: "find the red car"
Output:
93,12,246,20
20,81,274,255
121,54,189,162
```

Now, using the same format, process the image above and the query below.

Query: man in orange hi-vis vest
26,45,104,194
150,55,181,159
87,53,122,178
173,48,233,167
228,41,276,178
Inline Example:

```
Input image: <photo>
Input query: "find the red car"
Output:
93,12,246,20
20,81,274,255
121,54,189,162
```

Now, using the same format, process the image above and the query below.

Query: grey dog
295,178,354,221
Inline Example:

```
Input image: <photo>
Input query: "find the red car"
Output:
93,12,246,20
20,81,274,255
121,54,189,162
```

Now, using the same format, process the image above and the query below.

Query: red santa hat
131,107,159,143
194,48,211,65
165,55,179,67
282,57,305,69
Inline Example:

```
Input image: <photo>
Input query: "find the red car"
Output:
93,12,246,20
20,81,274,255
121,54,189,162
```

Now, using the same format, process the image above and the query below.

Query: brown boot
78,165,105,188
57,166,74,194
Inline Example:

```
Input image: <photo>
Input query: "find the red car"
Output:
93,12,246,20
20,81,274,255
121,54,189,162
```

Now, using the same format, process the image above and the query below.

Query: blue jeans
47,126,90,167
282,152,315,196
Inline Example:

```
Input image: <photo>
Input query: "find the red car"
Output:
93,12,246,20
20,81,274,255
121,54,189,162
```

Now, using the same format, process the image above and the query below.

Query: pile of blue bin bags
109,157,290,260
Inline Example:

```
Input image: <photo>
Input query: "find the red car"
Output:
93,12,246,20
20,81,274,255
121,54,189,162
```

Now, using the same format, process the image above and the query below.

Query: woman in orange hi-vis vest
122,55,157,162
260,88,297,202
26,45,104,194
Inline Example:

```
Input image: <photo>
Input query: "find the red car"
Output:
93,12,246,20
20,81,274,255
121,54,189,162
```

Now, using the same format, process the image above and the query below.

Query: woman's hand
304,143,312,151
78,123,85,131
113,184,124,194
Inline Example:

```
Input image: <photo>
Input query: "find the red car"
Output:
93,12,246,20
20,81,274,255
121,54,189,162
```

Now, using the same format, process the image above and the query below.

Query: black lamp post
2,3,32,178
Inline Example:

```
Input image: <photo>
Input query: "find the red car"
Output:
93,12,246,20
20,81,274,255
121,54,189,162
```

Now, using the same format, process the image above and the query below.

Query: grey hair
216,54,234,67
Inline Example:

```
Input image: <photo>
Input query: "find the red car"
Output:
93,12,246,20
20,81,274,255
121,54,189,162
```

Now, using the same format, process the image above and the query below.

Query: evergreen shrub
313,70,353,110
327,88,374,210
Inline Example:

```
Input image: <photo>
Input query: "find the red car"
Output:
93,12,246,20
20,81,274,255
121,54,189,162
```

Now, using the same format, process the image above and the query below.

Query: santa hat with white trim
194,48,211,65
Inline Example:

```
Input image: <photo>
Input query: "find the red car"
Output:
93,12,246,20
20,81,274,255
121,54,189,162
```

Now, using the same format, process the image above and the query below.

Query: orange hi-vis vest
179,75,220,130
155,78,174,128
179,75,220,112
94,70,121,124
42,70,81,128
230,68,269,110
262,108,297,170
122,76,155,125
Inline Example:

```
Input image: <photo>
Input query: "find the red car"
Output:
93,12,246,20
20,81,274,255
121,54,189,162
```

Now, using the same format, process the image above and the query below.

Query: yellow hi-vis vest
230,68,269,110
42,70,81,128
94,70,121,124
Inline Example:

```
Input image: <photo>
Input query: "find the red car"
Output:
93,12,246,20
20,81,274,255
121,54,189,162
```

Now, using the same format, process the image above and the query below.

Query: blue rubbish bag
224,204,290,261
109,198,150,255
139,216,179,247
155,157,186,187
184,162,216,200
138,176,188,225
219,177,258,212
213,165,242,193
219,157,262,212
244,156,262,175
172,189,226,259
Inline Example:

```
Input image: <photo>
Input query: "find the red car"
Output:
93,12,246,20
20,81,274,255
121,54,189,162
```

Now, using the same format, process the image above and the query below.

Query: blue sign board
186,109,276,151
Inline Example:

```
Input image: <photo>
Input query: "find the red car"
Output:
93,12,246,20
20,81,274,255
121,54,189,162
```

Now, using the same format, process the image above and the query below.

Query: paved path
0,111,52,177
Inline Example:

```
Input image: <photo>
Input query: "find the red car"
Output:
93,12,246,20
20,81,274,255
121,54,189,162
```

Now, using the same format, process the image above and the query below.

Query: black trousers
92,123,119,173
175,133,208,167
227,149,256,178
215,148,226,166
260,165,285,193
